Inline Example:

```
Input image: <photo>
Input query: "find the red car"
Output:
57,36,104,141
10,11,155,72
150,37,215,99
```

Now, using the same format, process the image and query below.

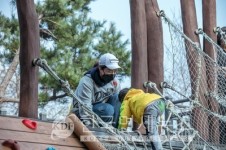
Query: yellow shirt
118,88,161,129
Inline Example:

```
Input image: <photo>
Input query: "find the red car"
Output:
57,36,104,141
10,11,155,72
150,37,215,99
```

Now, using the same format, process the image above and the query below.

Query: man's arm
75,76,94,119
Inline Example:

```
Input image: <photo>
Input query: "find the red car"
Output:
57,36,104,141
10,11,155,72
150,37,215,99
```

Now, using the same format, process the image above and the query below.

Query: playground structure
1,0,226,149
6,22,226,149
0,115,85,150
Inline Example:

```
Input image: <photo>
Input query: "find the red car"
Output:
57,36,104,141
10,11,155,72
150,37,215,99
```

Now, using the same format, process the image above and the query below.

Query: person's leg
143,101,163,150
93,103,114,123
107,93,121,128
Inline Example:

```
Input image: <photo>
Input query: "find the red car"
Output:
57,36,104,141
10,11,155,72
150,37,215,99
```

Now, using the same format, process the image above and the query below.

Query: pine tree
0,12,20,100
0,0,131,103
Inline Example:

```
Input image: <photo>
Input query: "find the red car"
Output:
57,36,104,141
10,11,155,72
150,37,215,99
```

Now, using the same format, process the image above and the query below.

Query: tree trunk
203,0,220,143
0,49,20,96
145,0,163,92
16,0,40,118
180,0,209,140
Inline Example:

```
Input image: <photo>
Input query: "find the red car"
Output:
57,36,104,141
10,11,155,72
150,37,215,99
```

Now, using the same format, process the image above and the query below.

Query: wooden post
202,0,219,143
130,0,148,90
145,0,164,92
16,0,40,118
217,27,226,144
130,0,148,132
180,0,209,140
130,0,163,133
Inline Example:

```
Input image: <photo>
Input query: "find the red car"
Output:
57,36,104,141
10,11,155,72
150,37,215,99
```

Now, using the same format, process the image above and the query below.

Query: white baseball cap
99,53,121,69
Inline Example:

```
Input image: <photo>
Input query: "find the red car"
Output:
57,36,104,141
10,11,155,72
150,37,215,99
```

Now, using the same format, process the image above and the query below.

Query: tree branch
49,93,68,101
0,48,20,96
0,96,19,103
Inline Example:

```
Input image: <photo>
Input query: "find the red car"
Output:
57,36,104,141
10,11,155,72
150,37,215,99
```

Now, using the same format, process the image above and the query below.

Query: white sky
89,0,226,50
1,0,225,50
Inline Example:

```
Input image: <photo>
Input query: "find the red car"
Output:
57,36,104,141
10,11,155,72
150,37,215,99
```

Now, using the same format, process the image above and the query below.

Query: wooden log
130,0,148,90
145,0,164,92
68,114,106,150
180,0,209,141
130,0,148,132
202,0,220,144
16,0,40,118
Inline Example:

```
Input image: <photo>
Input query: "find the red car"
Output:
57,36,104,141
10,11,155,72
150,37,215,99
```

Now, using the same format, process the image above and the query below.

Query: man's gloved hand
166,100,174,110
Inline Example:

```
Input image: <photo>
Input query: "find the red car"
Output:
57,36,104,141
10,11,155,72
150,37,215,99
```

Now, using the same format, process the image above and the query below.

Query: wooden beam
202,0,220,143
130,0,148,90
16,0,40,118
180,0,209,141
145,0,164,92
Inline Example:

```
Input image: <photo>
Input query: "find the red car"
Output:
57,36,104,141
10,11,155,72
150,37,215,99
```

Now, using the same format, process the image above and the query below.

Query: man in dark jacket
72,53,121,128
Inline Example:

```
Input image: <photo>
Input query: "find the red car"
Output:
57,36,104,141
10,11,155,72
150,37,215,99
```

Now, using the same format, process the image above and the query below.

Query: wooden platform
3,115,220,150
0,115,154,150
0,116,86,150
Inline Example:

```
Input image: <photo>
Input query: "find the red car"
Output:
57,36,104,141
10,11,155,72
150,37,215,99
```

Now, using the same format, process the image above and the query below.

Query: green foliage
0,13,19,63
94,23,130,74
1,0,131,103
39,92,50,103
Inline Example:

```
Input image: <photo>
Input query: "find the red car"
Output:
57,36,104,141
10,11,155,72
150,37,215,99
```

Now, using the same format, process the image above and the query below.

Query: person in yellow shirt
118,88,166,150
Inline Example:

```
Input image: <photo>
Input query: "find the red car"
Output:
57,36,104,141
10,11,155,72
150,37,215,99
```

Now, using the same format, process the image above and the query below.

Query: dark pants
93,94,121,128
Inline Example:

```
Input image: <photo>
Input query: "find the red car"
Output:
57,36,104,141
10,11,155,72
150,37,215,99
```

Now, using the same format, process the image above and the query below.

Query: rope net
33,10,226,150
159,10,226,150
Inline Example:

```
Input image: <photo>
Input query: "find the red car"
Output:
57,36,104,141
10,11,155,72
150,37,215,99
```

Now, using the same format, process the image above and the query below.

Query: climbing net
33,10,226,150
158,10,226,150
33,58,151,150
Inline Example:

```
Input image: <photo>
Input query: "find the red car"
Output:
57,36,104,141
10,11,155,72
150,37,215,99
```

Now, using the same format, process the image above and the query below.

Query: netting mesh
33,11,226,149
160,11,226,150
26,10,226,150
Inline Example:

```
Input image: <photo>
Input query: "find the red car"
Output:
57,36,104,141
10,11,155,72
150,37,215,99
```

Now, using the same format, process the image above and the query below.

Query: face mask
102,74,116,83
